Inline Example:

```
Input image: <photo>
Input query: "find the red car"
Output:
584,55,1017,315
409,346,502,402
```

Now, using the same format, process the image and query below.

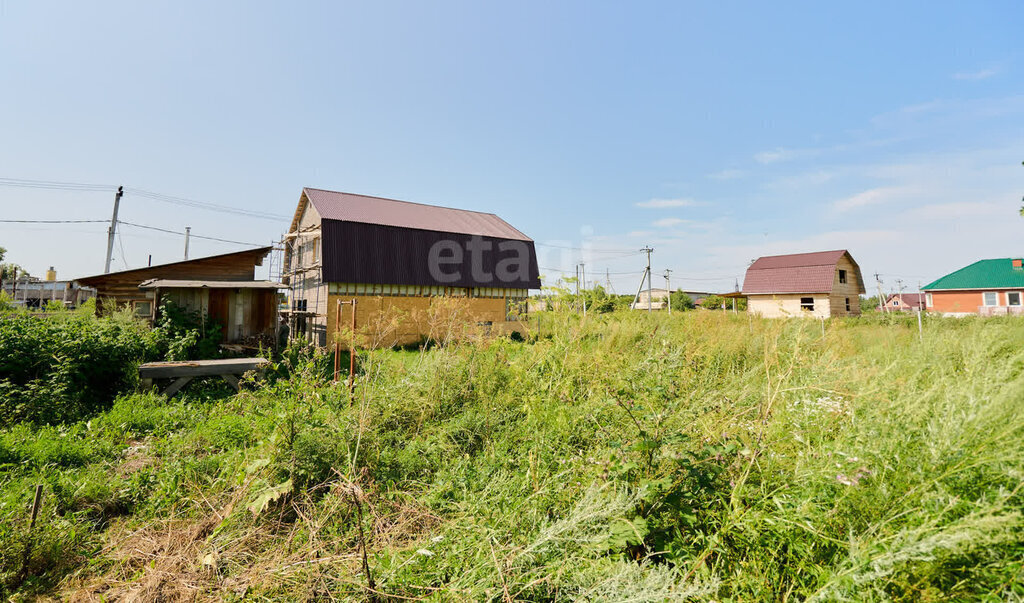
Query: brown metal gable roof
742,249,856,295
303,188,532,241
748,249,847,271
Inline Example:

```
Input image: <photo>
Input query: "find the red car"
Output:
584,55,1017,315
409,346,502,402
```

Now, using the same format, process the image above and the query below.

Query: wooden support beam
163,376,193,397
220,373,240,391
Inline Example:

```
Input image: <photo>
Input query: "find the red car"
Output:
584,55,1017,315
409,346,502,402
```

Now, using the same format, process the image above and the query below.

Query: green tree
669,290,694,311
700,294,726,310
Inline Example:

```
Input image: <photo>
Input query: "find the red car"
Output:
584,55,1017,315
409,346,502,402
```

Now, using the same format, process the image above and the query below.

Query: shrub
0,313,159,426
150,300,223,361
699,294,726,309
669,290,694,311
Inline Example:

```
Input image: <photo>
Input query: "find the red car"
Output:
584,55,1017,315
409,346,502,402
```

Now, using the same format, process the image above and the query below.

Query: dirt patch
60,480,444,601
115,441,158,479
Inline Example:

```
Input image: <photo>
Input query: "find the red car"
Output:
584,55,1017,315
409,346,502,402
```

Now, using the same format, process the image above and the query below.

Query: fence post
17,484,44,583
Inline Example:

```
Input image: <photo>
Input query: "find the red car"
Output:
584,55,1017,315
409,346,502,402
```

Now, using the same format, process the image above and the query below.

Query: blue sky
1,1,1022,295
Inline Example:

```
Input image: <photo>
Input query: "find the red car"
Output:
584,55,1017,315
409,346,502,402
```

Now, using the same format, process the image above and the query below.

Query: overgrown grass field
1,311,1022,600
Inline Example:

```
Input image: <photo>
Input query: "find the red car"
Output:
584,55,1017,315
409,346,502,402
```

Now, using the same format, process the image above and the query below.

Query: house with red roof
883,293,926,312
922,258,1024,316
742,250,865,318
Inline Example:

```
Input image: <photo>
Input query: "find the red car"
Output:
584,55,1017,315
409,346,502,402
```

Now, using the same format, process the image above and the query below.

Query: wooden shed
138,279,282,343
75,247,282,344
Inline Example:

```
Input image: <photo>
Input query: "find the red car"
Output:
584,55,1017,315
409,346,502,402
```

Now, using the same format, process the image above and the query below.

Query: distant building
922,258,1024,316
631,288,670,310
283,188,541,347
883,293,926,312
1,267,95,309
630,289,719,310
681,291,715,306
743,250,865,318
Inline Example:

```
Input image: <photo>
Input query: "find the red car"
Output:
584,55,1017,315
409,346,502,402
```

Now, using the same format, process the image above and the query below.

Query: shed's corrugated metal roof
304,188,532,241
138,279,284,290
922,259,1024,290
742,250,853,294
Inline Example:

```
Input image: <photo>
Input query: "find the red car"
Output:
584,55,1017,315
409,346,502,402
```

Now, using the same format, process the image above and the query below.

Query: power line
117,221,267,247
0,177,288,221
124,187,289,221
0,219,108,224
116,231,129,270
535,242,640,254
0,177,115,192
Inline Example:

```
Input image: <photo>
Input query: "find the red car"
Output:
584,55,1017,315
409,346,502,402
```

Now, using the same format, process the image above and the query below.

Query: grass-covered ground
2,311,1023,601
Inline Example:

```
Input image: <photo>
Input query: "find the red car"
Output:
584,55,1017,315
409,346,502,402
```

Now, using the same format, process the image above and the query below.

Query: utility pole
103,186,124,273
917,280,924,342
663,269,673,314
184,226,191,260
575,264,580,311
641,246,654,312
580,262,586,317
631,267,650,311
874,273,885,313
606,268,613,294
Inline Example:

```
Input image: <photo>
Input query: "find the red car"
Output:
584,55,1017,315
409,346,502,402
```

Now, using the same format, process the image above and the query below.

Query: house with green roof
922,258,1024,316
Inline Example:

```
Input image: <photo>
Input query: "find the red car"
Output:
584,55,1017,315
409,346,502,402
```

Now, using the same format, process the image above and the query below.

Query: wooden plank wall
161,287,278,343
79,249,266,316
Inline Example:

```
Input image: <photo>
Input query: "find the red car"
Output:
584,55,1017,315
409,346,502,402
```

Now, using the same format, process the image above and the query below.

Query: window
893,299,900,306
926,293,933,307
838,269,847,284
1008,292,1022,306
800,297,814,312
983,292,998,306
845,297,851,312
133,300,152,317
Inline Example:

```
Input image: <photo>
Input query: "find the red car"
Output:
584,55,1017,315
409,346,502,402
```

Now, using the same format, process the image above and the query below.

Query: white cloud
707,169,744,180
636,198,700,208
754,147,799,164
832,186,912,212
765,170,834,191
652,217,688,228
899,200,1007,220
953,67,999,81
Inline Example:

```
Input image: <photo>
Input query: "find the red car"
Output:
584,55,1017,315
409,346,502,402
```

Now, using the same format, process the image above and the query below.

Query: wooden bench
139,357,271,397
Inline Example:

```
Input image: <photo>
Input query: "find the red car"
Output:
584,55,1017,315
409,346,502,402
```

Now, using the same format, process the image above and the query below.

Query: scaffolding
280,225,327,345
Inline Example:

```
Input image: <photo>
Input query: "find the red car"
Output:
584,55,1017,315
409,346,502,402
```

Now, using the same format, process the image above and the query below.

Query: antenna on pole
103,186,124,273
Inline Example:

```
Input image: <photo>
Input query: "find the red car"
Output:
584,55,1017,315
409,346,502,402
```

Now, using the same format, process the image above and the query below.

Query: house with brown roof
883,293,926,312
283,187,541,346
742,250,865,318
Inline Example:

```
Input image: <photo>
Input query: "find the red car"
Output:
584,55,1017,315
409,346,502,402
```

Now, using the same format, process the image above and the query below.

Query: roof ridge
303,187,503,219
